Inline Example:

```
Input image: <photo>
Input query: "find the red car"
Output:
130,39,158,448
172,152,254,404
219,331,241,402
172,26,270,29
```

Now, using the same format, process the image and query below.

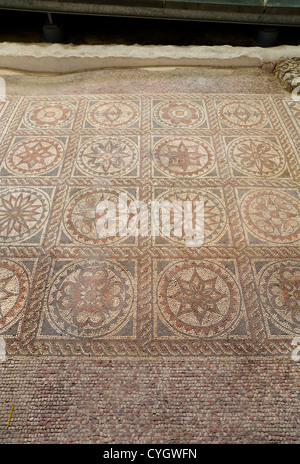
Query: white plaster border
0,42,300,73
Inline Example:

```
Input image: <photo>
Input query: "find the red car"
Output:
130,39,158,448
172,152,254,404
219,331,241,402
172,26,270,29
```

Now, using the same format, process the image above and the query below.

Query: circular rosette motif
153,101,205,128
157,260,241,338
218,101,267,128
26,102,74,128
153,137,215,177
64,188,137,245
241,190,300,244
76,137,138,177
259,261,300,334
153,189,226,245
87,101,139,128
6,137,64,175
47,261,134,337
0,188,49,243
227,137,286,177
0,260,30,332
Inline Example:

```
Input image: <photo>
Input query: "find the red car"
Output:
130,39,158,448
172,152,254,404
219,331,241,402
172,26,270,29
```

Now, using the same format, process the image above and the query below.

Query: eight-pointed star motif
82,140,131,173
172,269,226,325
233,140,280,175
161,141,204,171
13,141,57,170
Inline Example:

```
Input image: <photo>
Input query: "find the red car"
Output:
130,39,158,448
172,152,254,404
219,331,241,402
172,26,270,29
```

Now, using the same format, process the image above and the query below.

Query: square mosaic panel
37,257,137,341
17,99,79,130
71,135,141,179
0,94,299,358
0,135,69,178
213,97,273,129
83,98,142,130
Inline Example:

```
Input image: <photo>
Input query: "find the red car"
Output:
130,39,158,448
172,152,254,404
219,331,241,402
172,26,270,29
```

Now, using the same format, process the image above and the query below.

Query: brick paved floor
0,67,299,443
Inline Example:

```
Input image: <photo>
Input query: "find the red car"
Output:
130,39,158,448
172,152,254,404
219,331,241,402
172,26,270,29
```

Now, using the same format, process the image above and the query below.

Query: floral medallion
153,101,206,128
76,137,138,177
0,188,49,243
0,259,30,332
241,190,300,244
157,260,241,338
259,261,300,334
6,137,64,175
47,260,134,337
64,188,137,245
218,101,267,128
25,102,74,128
87,101,139,128
227,137,286,177
152,137,215,177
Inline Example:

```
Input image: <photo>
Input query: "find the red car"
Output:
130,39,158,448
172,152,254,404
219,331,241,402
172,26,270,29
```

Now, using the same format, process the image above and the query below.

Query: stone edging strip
1,42,300,73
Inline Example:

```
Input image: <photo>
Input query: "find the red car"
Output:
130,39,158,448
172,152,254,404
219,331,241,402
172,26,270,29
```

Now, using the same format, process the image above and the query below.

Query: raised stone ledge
0,43,300,73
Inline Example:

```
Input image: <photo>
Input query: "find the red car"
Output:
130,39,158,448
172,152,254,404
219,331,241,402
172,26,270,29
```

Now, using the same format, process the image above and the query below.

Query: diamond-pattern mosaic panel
0,94,299,357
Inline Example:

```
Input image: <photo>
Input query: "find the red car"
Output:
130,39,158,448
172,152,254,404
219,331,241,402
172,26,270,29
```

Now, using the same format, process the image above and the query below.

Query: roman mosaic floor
0,67,299,443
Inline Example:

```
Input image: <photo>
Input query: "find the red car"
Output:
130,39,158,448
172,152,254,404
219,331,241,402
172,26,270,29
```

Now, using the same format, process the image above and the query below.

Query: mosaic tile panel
0,94,299,357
